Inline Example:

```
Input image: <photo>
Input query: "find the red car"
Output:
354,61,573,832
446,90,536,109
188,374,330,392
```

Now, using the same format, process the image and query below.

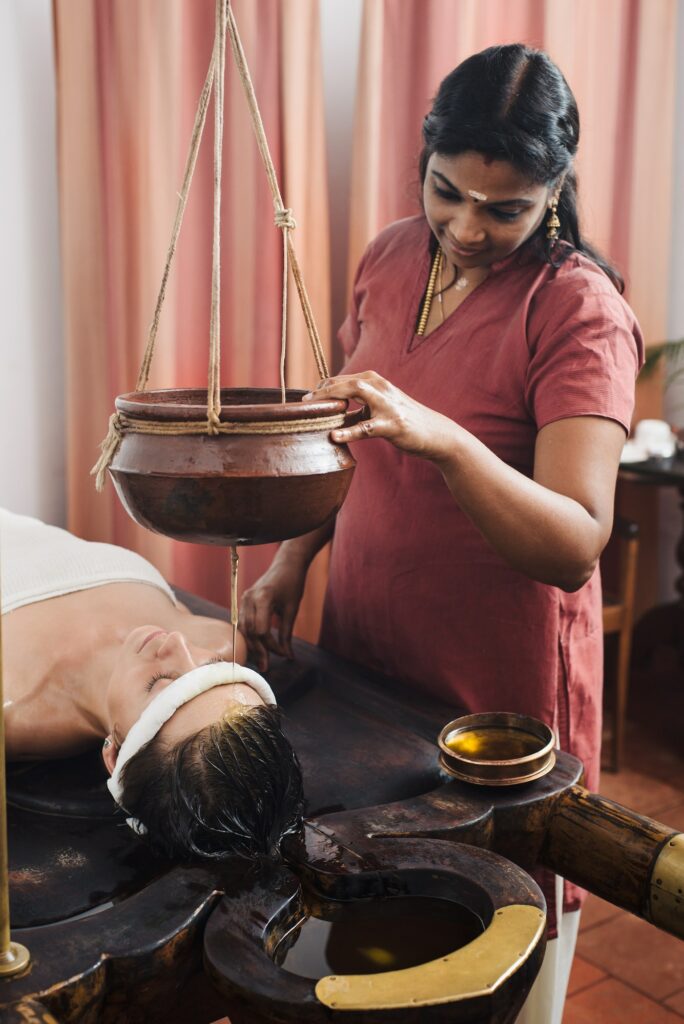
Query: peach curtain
348,0,677,612
53,0,330,639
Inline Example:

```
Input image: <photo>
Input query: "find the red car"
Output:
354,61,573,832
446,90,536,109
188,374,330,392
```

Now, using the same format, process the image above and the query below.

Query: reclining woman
1,507,303,860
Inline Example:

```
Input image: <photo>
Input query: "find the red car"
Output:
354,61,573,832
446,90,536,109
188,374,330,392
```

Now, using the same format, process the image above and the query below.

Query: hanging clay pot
108,387,358,546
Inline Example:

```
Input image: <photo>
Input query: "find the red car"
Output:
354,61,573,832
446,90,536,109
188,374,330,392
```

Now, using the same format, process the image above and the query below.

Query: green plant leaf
641,338,684,378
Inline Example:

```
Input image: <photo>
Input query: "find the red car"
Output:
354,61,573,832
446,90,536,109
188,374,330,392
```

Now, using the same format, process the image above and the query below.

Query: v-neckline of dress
404,227,540,357
406,241,489,355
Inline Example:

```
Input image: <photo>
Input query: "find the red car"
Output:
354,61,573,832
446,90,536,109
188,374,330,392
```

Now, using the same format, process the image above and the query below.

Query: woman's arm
306,372,625,592
239,521,335,669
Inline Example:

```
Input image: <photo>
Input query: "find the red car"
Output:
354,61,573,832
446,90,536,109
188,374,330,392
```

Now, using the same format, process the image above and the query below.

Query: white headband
107,662,276,822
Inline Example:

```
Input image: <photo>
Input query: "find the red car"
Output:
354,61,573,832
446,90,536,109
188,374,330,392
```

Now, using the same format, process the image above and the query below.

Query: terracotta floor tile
665,990,684,1016
579,892,621,931
622,738,684,793
577,911,684,1000
563,978,684,1023
653,800,684,833
566,954,606,995
598,767,684,821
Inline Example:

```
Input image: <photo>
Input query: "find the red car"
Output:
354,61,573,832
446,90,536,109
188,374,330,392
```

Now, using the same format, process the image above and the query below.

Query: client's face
106,627,265,740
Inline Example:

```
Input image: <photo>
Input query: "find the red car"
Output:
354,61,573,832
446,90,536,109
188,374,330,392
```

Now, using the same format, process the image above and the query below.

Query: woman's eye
433,185,461,202
144,672,167,693
489,208,522,221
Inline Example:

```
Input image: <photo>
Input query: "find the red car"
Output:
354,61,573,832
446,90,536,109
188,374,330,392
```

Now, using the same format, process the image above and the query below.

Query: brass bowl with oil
437,712,556,786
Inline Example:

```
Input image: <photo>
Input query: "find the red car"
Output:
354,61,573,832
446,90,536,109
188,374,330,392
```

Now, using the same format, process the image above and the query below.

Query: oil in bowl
437,712,556,785
445,726,544,762
274,895,484,980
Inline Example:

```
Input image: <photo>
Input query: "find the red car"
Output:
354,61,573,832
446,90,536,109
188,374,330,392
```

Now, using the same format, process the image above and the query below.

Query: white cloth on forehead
107,662,276,806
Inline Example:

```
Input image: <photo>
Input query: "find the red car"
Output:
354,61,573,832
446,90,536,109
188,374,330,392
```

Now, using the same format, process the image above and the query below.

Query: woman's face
422,151,552,269
105,626,265,742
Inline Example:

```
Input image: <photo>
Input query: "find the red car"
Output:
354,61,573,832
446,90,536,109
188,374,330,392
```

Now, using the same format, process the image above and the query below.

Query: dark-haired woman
1,508,303,860
241,44,643,1023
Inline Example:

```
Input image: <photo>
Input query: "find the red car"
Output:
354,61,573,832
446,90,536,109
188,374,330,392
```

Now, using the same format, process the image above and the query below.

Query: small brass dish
437,712,556,786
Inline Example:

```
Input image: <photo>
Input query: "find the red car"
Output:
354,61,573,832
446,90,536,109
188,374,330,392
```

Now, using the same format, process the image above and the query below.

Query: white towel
0,508,177,613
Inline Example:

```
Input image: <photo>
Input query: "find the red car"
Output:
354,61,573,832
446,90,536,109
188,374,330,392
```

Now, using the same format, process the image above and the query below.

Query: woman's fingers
278,603,298,659
305,373,395,443
239,626,270,672
331,416,390,443
304,372,388,406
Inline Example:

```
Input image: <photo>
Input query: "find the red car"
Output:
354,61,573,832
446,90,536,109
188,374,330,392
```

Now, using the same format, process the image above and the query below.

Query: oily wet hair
419,43,623,292
118,705,304,861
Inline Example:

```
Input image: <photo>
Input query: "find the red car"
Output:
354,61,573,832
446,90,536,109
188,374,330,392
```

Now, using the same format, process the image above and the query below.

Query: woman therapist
240,44,643,1024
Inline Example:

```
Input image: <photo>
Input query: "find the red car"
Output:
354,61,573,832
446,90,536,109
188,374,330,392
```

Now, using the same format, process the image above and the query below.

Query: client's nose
156,631,196,671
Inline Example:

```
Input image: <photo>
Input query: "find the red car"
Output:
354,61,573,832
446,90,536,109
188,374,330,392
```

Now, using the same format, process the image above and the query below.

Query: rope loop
207,409,222,435
91,413,125,492
274,207,296,231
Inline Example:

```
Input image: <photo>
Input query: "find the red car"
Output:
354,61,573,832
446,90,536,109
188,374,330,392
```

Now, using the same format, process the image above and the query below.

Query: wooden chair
602,515,640,772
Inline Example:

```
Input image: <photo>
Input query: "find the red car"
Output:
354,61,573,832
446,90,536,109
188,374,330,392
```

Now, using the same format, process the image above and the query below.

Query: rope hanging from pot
92,0,330,492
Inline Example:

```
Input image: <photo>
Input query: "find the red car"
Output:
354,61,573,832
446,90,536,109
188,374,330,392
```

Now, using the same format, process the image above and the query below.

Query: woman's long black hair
419,44,623,292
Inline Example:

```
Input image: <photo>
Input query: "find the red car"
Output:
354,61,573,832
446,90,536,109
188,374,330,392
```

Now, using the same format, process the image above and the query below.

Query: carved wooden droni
109,389,358,546
1,621,682,1024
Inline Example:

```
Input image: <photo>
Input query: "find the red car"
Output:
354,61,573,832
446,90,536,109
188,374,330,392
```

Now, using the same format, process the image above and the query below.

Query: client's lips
138,629,166,653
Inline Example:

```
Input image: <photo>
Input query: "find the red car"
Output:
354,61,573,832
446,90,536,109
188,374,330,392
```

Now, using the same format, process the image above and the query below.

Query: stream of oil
274,895,484,979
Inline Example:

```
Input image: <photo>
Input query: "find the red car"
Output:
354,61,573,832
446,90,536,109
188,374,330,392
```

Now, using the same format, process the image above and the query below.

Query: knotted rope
92,0,330,491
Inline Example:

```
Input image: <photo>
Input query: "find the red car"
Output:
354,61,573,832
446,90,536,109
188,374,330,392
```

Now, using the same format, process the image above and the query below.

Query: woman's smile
443,236,487,259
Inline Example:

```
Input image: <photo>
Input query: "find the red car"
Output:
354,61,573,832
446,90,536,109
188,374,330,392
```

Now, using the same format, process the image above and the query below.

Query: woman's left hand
304,371,456,461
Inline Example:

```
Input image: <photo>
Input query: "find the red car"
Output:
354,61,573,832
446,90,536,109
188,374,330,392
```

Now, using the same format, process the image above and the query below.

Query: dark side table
619,454,684,662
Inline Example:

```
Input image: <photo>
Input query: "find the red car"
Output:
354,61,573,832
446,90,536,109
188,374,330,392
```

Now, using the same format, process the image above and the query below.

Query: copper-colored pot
110,387,357,546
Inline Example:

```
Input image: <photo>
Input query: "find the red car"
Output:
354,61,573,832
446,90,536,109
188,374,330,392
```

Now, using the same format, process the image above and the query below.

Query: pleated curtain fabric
53,0,331,640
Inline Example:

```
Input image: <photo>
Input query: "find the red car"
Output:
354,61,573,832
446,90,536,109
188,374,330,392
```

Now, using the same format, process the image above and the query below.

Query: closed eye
433,184,461,202
488,208,524,221
144,655,230,694
144,671,181,693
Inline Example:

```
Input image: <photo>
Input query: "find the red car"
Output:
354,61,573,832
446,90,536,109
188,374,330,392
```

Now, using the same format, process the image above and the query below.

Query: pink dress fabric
320,216,643,929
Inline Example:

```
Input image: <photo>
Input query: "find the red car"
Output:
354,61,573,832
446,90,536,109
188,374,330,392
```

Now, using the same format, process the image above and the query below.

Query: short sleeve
525,264,644,434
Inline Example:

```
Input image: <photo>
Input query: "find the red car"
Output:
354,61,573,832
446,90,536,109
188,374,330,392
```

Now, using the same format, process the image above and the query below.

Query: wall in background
0,0,65,525
320,0,363,368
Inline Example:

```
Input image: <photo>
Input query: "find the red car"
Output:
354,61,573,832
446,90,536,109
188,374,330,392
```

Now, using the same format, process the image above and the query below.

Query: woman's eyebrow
431,170,535,206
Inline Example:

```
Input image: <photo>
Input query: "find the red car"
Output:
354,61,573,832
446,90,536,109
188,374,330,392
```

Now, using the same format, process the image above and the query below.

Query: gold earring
546,192,561,240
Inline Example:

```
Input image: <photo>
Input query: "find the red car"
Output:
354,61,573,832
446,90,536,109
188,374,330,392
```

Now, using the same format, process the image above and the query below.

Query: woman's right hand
239,556,308,672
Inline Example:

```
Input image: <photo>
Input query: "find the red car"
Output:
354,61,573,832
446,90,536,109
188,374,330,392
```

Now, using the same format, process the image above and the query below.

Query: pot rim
115,387,349,424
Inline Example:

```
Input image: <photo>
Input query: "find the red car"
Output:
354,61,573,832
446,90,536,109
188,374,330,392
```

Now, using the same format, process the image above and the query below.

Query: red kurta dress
320,216,643,922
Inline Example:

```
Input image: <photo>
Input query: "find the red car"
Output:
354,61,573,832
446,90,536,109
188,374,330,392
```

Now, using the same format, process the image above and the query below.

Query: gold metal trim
438,751,556,787
0,940,31,977
649,833,684,939
314,904,546,1011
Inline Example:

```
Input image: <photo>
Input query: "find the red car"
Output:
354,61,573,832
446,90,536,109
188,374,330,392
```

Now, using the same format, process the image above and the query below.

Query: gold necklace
417,249,471,336
416,248,443,337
